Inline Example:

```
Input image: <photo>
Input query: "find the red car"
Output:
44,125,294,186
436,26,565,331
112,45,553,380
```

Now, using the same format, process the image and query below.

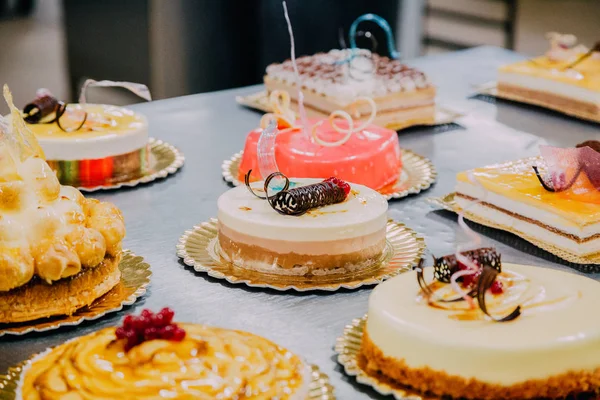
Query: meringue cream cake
361,263,600,399
0,86,126,323
498,54,600,122
454,157,600,257
218,178,388,276
17,311,310,399
265,49,436,129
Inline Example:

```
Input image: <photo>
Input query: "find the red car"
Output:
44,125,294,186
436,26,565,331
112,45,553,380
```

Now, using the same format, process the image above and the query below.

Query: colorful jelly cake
239,118,401,191
218,174,388,276
498,33,600,122
361,249,600,399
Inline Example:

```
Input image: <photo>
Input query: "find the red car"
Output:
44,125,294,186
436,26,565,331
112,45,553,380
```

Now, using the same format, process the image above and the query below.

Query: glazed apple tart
0,85,126,324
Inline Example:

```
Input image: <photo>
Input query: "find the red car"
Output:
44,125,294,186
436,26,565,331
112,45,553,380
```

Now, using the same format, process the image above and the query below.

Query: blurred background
0,0,598,114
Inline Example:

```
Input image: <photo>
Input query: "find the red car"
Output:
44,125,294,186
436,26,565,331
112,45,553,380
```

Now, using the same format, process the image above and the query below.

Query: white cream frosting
266,49,431,102
366,264,600,385
27,104,148,160
498,71,600,104
217,178,388,242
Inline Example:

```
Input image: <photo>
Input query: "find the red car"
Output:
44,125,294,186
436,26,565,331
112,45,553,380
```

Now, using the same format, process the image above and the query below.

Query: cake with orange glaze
17,308,311,399
454,142,600,257
360,249,600,399
0,85,126,324
498,33,600,122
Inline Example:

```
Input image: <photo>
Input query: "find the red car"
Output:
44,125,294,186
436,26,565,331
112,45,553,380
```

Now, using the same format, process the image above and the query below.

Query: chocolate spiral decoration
23,93,87,133
476,266,521,322
245,171,346,216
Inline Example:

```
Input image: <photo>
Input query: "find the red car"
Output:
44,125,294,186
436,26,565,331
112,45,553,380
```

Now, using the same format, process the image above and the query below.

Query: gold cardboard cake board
222,149,437,201
475,81,600,124
0,250,151,336
428,193,600,265
0,361,335,400
78,138,185,192
176,218,425,292
236,90,463,130
335,315,433,400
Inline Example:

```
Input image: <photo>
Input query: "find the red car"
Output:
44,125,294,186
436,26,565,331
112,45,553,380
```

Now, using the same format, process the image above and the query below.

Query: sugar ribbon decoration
2,85,45,161
311,97,377,147
79,79,152,104
282,2,309,141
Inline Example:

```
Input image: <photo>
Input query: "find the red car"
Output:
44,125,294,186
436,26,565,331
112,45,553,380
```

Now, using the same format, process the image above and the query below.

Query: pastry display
497,32,600,122
0,85,126,324
360,248,600,399
21,80,152,187
17,308,310,399
454,142,600,257
238,96,402,191
218,172,388,276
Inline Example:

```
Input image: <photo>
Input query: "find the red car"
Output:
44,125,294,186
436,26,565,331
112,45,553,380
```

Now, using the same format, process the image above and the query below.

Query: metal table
2,46,599,399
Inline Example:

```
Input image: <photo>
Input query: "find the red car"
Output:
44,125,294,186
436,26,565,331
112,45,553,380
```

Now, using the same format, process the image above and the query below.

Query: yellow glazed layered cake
17,308,310,399
361,249,600,399
498,33,600,122
454,143,600,257
265,49,436,129
0,86,126,323
218,174,388,276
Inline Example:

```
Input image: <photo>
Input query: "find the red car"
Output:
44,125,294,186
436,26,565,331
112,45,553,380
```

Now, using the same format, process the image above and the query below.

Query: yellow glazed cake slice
17,308,310,399
497,33,600,122
454,152,600,257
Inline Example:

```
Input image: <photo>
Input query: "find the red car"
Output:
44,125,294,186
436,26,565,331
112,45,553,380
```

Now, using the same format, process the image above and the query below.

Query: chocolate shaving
476,266,521,322
245,171,346,216
577,140,600,153
532,165,584,192
433,248,501,283
415,259,434,297
23,93,87,133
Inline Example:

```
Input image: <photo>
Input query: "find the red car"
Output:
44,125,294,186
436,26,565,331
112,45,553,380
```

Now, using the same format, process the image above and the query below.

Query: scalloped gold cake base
0,250,151,336
78,138,185,192
176,219,425,291
222,149,437,200
0,361,334,400
236,90,462,130
335,315,434,400
428,193,600,265
476,81,600,124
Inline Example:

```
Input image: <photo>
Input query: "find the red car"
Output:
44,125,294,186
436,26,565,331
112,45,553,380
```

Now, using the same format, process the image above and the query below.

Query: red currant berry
490,280,504,294
341,182,350,196
132,316,150,332
158,308,175,325
115,327,127,339
172,327,186,342
123,315,135,330
141,309,153,318
144,327,159,340
151,313,168,328
159,324,176,339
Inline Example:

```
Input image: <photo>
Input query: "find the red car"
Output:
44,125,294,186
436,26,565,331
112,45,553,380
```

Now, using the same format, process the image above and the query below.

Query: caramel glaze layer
360,330,600,400
457,193,600,243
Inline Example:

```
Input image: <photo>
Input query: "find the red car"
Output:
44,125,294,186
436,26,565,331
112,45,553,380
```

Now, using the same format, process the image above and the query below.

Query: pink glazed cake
238,119,401,191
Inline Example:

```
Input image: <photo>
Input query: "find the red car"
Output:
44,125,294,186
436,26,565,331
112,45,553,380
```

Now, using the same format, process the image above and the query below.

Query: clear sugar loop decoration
311,97,377,147
256,119,286,191
78,79,152,104
259,90,296,130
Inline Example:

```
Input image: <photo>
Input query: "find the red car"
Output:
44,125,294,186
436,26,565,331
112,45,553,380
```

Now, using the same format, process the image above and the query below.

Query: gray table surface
2,46,599,399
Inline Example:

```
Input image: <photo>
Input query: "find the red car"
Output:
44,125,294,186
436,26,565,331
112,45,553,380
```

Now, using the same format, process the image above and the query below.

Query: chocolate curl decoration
23,89,87,133
533,144,600,202
476,266,521,322
563,41,600,70
245,171,347,216
415,259,434,297
434,248,501,283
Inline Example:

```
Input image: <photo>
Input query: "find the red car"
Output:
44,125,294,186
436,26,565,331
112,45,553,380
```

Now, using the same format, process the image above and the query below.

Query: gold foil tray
222,149,437,201
335,315,433,400
428,193,600,265
0,250,151,336
177,218,425,291
475,81,600,124
236,90,463,130
79,138,185,192
0,361,335,400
